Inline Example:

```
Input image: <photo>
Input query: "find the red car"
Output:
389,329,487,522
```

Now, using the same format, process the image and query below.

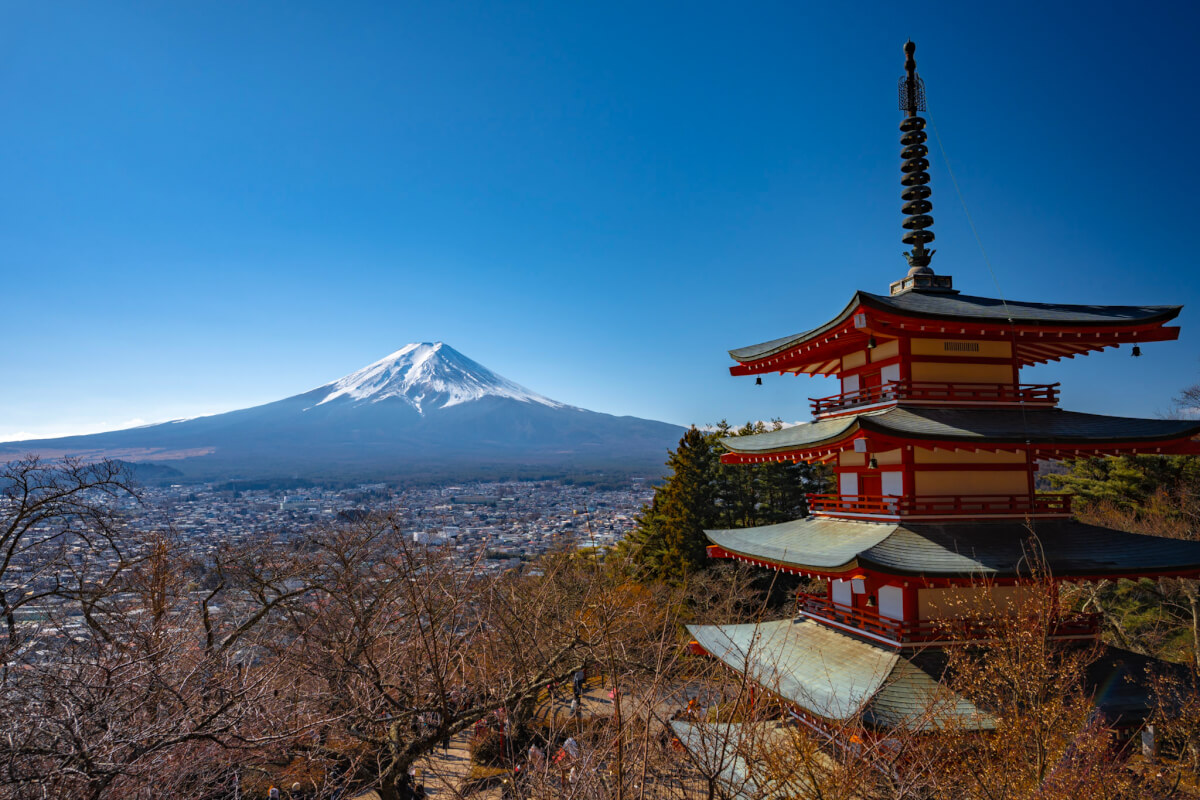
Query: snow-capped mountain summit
2,344,682,481
313,343,566,413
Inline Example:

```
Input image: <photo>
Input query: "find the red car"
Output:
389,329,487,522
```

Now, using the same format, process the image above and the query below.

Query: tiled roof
1086,647,1177,726
729,324,834,363
728,290,1180,363
669,721,810,800
706,517,898,571
718,414,862,454
719,407,1200,454
688,619,1167,734
688,618,989,730
866,291,1180,326
871,407,1200,443
728,295,860,362
707,518,1200,578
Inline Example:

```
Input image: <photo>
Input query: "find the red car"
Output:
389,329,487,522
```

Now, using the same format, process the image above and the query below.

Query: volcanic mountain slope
2,344,684,481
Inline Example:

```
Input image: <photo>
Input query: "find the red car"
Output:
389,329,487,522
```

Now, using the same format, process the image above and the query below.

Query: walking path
414,679,617,798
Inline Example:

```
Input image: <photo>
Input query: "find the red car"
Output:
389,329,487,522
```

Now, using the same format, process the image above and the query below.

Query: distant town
10,478,656,659
127,479,654,567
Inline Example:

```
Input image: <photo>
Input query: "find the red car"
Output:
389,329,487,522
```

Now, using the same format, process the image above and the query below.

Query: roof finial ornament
899,40,935,274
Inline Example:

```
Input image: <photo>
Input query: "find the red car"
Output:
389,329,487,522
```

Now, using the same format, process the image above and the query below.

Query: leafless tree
0,457,139,679
252,519,619,800
0,518,330,800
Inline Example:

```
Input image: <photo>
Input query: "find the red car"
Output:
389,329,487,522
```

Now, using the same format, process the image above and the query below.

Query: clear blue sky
4,1,1199,440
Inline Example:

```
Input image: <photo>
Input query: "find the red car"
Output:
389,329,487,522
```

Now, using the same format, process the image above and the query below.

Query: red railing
806,493,1073,519
809,381,1060,416
797,592,906,641
807,494,903,516
796,592,1100,645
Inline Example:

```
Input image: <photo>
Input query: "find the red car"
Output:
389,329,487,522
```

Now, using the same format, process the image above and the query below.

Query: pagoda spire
899,40,935,272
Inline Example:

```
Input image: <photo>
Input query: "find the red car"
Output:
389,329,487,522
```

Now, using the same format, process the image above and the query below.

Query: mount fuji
1,344,684,483
314,343,568,413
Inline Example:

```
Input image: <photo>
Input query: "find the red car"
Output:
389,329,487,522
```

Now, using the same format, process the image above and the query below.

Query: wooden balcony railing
796,592,1100,646
806,493,1073,519
809,381,1060,416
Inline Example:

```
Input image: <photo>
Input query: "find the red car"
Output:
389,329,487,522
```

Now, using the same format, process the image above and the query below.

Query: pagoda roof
705,518,1200,580
729,290,1181,363
689,619,1166,730
719,407,1200,460
1085,646,1182,726
669,721,812,800
877,290,1179,325
687,618,988,730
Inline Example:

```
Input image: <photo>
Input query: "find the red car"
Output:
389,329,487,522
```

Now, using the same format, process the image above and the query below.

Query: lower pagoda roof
670,721,814,800
705,517,1200,579
719,406,1200,460
688,618,989,730
689,619,1170,733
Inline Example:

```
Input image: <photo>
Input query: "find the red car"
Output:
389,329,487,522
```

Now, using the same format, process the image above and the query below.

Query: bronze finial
899,40,927,118
899,41,933,270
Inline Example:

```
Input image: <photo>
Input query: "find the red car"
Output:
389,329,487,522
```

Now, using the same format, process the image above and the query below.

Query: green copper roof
687,620,1167,739
718,413,865,453
707,517,897,572
729,290,1181,362
707,517,1200,578
688,618,990,730
669,721,813,800
719,407,1200,454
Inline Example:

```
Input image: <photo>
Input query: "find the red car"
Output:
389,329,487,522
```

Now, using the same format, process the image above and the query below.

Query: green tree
1049,452,1200,666
624,423,829,583
1046,454,1200,513
712,420,815,529
624,426,719,582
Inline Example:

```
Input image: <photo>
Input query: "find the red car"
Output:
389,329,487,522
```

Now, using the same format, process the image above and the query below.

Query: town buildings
7,478,651,658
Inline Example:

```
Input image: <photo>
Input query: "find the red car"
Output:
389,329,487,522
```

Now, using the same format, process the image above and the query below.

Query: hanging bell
1131,345,1142,357
755,376,763,385
867,336,877,350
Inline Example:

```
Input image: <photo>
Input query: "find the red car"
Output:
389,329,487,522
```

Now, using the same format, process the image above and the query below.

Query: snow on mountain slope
0,341,685,479
313,342,568,414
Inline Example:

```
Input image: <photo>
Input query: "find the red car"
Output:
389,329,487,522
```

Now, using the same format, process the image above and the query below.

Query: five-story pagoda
683,42,1200,743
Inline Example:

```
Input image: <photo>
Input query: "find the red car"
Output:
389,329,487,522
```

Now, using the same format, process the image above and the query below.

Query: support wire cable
927,111,1041,539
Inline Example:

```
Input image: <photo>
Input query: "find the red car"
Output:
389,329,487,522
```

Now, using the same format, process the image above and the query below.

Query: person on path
572,668,585,701
563,736,580,760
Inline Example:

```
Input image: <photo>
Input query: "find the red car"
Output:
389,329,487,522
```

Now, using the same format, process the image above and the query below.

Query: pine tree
1047,454,1200,513
623,427,719,582
624,423,830,583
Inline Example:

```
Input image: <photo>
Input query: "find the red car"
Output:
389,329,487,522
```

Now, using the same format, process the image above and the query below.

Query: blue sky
4,1,1199,439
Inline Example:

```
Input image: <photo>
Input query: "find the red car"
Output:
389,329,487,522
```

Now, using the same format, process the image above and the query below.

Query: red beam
722,430,1200,465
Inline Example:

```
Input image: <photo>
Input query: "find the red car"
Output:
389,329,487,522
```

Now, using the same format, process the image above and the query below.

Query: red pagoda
682,42,1200,746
